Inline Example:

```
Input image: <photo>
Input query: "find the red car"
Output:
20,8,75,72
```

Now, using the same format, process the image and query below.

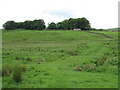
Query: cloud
44,9,75,18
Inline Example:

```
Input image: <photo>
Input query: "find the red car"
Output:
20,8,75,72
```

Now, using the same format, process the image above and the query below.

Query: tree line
3,17,91,30
3,19,46,30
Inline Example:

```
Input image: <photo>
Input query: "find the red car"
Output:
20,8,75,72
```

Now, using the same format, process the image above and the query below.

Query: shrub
13,70,22,83
13,65,26,83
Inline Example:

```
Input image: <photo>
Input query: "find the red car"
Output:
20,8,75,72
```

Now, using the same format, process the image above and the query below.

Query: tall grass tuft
13,65,26,83
2,65,12,76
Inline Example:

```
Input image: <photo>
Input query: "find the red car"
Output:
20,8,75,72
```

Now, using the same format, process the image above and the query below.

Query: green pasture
2,30,118,88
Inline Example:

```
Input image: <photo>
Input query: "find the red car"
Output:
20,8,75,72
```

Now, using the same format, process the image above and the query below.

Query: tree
56,22,63,30
33,19,46,30
16,22,24,29
69,18,77,30
61,19,70,30
23,20,32,30
59,17,91,30
47,22,57,30
79,17,91,30
23,19,46,30
3,17,91,30
3,21,17,30
3,19,46,30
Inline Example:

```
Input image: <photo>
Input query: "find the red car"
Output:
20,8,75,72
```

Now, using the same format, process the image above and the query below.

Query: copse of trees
3,21,17,30
3,17,91,30
47,22,57,30
47,17,91,30
3,19,46,30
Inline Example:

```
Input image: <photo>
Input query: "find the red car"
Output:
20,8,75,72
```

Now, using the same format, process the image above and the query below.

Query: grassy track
2,30,119,88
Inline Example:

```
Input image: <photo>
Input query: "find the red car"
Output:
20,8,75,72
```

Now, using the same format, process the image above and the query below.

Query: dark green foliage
3,17,91,30
13,70,22,83
3,21,17,30
56,22,64,29
55,17,91,30
12,65,26,83
3,19,46,30
60,19,70,30
47,22,57,30
32,19,46,30
23,19,46,30
23,20,32,30
16,22,24,29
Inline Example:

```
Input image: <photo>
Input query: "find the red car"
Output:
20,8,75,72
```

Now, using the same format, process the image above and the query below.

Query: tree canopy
47,17,91,30
3,19,46,30
56,17,91,30
3,21,17,30
3,17,91,30
47,22,57,30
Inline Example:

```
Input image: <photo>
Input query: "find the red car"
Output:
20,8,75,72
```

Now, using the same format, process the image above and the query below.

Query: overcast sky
0,0,119,29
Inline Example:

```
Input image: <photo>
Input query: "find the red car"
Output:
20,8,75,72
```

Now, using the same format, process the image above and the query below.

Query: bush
13,65,26,83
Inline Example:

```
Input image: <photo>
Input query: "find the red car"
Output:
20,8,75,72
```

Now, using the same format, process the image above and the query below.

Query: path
89,31,113,38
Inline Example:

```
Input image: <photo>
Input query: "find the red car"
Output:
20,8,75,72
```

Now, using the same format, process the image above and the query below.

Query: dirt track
89,31,113,38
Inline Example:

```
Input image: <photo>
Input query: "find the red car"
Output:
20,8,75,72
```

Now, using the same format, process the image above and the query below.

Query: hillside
2,30,119,88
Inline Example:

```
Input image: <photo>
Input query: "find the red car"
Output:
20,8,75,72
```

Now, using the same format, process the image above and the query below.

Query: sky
0,0,119,29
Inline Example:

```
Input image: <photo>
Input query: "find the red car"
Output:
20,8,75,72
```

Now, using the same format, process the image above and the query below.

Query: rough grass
2,29,118,88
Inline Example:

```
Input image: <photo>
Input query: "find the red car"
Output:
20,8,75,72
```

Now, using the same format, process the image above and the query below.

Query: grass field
2,29,119,88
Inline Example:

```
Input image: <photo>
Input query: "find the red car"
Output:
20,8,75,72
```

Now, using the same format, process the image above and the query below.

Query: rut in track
89,31,113,38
